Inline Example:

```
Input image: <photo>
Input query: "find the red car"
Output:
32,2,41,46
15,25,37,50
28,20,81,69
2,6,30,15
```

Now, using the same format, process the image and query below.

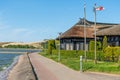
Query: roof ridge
76,18,119,26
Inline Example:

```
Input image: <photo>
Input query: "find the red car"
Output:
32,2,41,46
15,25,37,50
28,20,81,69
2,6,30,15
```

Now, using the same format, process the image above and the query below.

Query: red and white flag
95,6,104,11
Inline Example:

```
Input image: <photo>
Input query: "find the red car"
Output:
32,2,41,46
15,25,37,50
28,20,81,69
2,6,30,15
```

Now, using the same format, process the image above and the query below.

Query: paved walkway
29,53,120,80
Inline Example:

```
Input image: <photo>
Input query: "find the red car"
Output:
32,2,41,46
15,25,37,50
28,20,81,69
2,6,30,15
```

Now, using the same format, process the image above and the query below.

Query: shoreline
0,55,19,80
7,53,36,80
0,52,26,54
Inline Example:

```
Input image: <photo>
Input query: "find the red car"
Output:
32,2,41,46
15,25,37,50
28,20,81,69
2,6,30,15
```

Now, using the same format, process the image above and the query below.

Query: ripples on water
0,53,20,71
0,54,19,80
0,48,40,80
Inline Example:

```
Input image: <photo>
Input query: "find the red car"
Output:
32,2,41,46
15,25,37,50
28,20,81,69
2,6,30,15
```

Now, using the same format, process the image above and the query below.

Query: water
0,56,19,80
0,53,20,71
0,48,40,80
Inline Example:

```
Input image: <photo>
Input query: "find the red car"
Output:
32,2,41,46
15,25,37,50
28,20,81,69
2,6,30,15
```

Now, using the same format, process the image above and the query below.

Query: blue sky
0,0,120,42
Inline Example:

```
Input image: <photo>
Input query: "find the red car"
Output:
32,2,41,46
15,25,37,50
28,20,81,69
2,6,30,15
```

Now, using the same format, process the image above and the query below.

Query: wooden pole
94,4,97,64
84,3,87,62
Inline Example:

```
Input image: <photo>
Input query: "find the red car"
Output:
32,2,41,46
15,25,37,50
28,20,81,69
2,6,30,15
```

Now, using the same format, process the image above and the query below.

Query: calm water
0,53,19,71
0,48,40,80
0,48,40,71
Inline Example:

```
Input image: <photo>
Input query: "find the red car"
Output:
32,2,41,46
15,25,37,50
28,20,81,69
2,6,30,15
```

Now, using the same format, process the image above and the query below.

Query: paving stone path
29,53,120,80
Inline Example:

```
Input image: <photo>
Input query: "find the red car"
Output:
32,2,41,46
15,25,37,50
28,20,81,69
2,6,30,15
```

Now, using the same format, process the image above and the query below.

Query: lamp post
58,32,62,62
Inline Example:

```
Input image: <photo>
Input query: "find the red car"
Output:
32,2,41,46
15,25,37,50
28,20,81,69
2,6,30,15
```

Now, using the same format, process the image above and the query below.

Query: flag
95,6,104,11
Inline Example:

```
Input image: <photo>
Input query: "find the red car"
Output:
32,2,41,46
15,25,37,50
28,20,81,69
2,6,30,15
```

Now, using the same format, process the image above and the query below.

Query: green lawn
40,51,120,74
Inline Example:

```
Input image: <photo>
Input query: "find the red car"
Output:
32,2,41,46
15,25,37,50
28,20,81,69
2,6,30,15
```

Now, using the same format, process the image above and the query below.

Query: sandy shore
7,54,36,80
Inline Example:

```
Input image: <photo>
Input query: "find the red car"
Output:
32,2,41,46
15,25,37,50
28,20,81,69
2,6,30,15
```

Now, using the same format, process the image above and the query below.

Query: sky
0,0,120,42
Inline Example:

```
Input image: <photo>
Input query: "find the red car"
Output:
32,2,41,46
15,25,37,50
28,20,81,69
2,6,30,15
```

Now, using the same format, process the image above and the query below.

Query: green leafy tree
89,41,101,51
48,40,56,55
89,41,94,51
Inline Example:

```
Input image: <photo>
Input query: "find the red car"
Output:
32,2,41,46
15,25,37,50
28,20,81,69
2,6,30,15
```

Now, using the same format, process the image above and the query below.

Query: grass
40,51,120,74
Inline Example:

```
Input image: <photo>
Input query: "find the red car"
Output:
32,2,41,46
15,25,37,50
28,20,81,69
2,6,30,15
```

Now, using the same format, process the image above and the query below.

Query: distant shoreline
0,48,40,50
0,48,41,54
0,52,26,54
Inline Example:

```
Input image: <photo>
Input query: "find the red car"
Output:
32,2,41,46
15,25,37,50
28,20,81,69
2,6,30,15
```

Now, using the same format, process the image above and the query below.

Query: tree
48,40,56,55
89,41,94,51
89,41,101,51
102,36,108,51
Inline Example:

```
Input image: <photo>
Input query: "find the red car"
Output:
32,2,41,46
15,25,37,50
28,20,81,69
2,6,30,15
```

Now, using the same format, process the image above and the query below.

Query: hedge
104,47,120,62
45,50,104,61
44,46,120,62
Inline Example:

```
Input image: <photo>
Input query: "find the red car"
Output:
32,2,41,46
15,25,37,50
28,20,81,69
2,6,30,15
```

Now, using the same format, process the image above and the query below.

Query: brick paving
29,53,120,80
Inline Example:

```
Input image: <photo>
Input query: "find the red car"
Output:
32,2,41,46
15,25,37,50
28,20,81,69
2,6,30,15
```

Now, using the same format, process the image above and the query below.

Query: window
115,37,118,41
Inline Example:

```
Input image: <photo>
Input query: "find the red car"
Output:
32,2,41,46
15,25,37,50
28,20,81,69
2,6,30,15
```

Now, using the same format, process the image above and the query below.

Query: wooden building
97,25,120,46
58,18,119,50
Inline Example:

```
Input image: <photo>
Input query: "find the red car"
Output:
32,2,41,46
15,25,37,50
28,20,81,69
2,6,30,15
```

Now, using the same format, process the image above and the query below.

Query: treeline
4,45,36,49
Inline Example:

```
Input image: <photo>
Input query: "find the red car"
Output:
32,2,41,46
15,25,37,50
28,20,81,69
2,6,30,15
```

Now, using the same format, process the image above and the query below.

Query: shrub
86,51,104,61
89,41,102,51
104,47,120,62
102,36,108,51
89,41,94,51
47,40,56,55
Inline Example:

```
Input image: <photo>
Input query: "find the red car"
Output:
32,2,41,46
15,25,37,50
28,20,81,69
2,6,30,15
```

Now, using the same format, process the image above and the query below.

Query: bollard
80,56,83,72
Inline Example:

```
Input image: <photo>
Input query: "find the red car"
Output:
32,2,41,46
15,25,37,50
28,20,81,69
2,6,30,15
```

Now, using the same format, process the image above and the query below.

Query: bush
52,50,84,58
102,36,108,51
86,51,104,61
104,47,120,62
89,41,102,51
47,40,56,55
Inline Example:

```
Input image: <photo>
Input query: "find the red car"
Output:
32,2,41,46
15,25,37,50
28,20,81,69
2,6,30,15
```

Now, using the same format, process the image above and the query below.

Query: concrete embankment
7,53,37,80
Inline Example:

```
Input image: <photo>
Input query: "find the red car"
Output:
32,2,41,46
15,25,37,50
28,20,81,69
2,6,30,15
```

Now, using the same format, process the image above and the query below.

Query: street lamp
58,32,62,62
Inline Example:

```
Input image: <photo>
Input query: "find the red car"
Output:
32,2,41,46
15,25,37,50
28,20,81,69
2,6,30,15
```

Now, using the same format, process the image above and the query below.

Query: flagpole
84,3,87,62
94,4,97,64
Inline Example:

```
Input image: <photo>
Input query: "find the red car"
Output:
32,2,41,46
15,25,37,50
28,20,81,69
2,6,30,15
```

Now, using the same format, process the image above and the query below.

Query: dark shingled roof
60,25,94,39
97,25,120,36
